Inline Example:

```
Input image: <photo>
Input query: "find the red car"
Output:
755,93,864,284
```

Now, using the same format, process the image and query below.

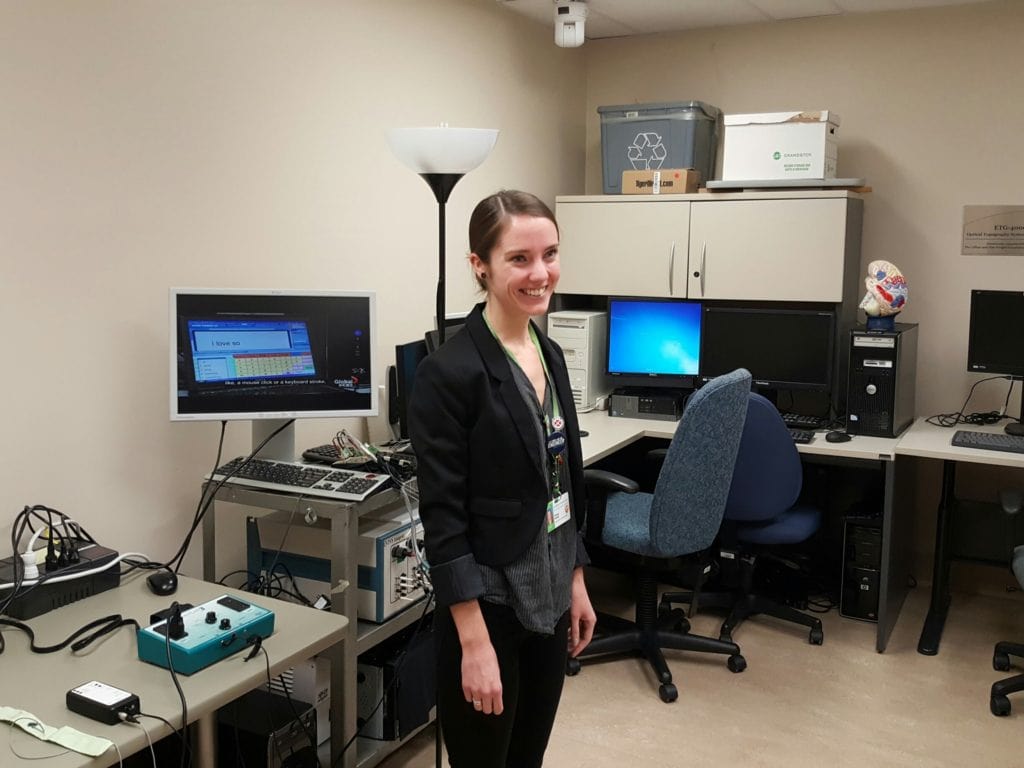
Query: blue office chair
568,368,752,703
661,392,825,645
991,489,1024,716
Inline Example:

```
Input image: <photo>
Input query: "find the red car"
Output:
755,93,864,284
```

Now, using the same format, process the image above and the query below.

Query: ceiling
495,0,993,39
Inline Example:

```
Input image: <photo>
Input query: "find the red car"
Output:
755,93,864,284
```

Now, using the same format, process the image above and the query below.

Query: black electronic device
0,543,120,620
394,338,429,439
840,519,882,622
356,621,435,741
609,388,684,422
146,569,178,596
825,430,852,443
846,323,918,438
67,681,141,725
788,428,814,444
424,321,465,354
967,289,1024,435
216,688,315,768
700,305,836,392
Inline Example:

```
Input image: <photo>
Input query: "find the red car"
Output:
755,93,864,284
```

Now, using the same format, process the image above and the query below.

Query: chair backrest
724,392,803,522
647,368,752,556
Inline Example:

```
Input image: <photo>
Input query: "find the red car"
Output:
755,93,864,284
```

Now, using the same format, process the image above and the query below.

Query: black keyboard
951,430,1024,455
788,428,814,444
781,413,827,430
208,457,390,502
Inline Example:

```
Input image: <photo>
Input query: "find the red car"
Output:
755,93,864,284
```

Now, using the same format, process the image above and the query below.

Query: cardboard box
722,111,839,181
621,168,701,195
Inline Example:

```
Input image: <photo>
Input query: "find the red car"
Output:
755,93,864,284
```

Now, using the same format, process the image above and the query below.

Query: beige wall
582,0,1024,581
0,0,585,575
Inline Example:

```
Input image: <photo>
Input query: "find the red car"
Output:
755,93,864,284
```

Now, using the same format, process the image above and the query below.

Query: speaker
846,323,918,437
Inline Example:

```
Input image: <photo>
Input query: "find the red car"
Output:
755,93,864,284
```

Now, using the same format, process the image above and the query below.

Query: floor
376,570,1024,768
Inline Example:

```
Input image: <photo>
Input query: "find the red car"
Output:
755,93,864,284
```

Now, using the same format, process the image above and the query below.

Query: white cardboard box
722,111,839,181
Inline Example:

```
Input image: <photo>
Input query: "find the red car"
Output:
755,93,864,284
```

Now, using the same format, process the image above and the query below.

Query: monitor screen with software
700,306,835,391
170,288,377,422
606,297,702,388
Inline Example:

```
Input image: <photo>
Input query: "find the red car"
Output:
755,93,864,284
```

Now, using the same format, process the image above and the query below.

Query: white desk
1,574,347,768
577,410,909,652
895,419,1024,655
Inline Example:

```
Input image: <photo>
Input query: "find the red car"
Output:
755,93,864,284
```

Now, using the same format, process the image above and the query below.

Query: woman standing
408,190,596,767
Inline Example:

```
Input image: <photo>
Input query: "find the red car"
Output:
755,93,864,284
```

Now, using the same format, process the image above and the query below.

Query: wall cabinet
556,191,863,305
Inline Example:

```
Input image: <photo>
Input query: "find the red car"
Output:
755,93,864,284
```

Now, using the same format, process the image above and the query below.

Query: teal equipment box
137,595,275,675
598,100,721,194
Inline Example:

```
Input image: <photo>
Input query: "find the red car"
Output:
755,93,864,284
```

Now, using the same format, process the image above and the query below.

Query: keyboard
208,457,390,502
788,428,814,444
951,430,1024,455
781,413,827,430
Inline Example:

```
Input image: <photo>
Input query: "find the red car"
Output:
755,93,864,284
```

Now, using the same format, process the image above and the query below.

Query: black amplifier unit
846,323,918,438
609,388,684,422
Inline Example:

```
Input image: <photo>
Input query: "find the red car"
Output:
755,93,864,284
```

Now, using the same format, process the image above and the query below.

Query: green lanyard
482,311,564,495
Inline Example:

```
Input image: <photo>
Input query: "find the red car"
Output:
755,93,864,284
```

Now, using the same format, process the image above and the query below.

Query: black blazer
408,303,588,607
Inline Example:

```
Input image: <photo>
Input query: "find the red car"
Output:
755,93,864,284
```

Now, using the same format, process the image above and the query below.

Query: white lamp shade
386,126,498,175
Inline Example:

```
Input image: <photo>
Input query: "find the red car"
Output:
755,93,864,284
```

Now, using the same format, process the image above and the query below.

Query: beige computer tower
547,310,610,410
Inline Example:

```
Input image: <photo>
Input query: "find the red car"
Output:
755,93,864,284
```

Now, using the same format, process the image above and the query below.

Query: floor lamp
386,126,498,346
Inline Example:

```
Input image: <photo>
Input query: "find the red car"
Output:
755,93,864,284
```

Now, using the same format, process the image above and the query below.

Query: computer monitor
967,289,1024,434
606,297,702,389
170,288,377,458
700,306,835,392
393,338,429,439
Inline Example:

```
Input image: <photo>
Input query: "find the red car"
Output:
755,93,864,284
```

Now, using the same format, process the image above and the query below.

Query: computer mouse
825,430,852,443
146,570,179,596
579,430,589,438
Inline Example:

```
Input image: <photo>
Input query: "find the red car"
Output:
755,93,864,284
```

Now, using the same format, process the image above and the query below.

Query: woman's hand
450,600,504,715
568,566,596,657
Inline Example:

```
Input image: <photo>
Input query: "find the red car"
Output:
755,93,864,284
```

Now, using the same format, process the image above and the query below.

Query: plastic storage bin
598,101,721,194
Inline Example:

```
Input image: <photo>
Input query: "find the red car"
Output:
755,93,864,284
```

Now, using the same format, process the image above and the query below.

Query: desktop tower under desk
202,482,433,768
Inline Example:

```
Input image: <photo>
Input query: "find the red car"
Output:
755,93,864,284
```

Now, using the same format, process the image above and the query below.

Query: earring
478,272,487,280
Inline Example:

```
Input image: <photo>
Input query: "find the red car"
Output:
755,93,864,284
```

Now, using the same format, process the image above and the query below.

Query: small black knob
219,617,231,630
205,611,217,624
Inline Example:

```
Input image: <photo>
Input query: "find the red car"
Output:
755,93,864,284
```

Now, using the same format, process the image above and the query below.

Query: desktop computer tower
547,310,610,409
216,688,316,768
840,518,881,622
846,323,918,437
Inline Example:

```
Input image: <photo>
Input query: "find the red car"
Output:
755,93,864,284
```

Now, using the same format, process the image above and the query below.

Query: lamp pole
420,173,463,346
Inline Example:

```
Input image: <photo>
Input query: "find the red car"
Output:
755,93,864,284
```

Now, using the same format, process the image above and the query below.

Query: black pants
435,601,569,768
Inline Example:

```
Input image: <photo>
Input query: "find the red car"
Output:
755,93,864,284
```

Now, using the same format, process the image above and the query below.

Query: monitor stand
252,419,296,461
1005,377,1024,436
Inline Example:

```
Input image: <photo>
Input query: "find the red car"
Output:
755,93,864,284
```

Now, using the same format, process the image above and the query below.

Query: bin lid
724,110,840,127
598,101,721,120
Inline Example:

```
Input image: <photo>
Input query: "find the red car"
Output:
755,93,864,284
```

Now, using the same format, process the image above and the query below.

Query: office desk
577,411,910,652
1,574,347,768
895,419,1024,655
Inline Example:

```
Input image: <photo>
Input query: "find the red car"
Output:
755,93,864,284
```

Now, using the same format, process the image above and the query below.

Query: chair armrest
999,489,1023,515
583,469,640,494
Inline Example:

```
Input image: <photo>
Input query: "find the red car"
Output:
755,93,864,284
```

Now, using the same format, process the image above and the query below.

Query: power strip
137,595,275,675
0,544,120,620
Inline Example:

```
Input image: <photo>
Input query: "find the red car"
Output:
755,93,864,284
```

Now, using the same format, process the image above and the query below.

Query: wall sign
962,205,1024,256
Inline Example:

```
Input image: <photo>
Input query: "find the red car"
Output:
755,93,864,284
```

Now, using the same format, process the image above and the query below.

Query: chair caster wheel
658,683,678,703
809,628,824,645
565,658,581,677
993,652,1011,672
727,654,747,673
991,694,1011,717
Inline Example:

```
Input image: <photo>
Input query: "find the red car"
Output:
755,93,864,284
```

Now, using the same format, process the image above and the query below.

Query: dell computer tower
846,323,918,438
547,310,610,409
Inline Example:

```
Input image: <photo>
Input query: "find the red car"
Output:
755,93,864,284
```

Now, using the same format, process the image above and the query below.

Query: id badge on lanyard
546,415,571,533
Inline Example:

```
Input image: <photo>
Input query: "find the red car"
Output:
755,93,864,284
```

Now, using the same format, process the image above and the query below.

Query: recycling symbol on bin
628,132,667,170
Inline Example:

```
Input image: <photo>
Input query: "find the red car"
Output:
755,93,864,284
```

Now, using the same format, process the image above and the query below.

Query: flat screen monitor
606,297,702,388
393,338,429,439
967,289,1024,432
170,288,378,423
701,306,835,391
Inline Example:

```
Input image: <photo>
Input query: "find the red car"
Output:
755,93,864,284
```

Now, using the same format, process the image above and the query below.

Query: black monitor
606,297,702,389
393,339,429,439
700,306,835,391
967,289,1024,434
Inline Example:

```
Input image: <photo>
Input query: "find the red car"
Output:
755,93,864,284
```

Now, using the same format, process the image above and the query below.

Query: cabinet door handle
669,242,676,294
692,242,707,296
